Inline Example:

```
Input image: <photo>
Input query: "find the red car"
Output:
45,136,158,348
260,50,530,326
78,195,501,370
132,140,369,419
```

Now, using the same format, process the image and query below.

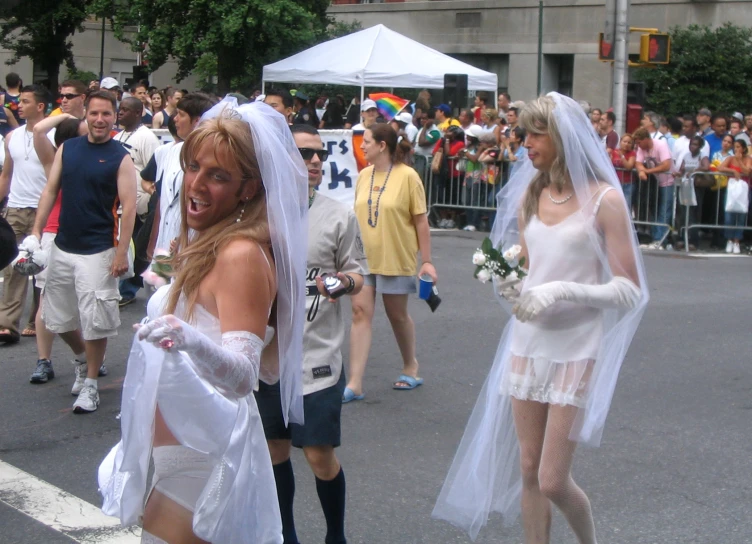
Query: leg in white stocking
538,404,597,544
141,529,169,544
511,398,552,544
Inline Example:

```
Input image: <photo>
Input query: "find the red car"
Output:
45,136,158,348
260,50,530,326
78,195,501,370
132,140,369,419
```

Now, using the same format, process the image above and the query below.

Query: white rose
505,270,518,282
503,244,522,262
477,269,491,283
472,251,486,266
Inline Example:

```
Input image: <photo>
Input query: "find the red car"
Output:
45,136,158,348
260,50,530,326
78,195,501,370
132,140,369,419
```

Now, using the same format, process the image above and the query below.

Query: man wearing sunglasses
49,80,86,119
255,124,367,544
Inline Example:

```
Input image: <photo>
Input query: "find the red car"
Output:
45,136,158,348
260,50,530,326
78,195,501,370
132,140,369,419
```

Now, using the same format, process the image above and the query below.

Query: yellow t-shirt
49,107,63,117
354,163,427,276
438,118,460,132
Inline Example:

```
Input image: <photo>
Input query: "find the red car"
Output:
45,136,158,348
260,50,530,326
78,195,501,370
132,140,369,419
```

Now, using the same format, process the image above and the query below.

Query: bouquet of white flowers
472,237,526,284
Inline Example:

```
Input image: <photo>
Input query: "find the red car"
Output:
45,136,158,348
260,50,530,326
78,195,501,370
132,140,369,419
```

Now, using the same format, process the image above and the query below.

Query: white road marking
0,459,140,543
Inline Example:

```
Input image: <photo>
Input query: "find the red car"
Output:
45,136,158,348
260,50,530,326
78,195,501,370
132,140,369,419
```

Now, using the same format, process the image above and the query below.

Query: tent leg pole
361,85,365,105
262,81,266,94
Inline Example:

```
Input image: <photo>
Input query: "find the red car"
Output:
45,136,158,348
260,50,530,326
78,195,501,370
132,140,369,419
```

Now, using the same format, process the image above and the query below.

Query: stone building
329,0,752,107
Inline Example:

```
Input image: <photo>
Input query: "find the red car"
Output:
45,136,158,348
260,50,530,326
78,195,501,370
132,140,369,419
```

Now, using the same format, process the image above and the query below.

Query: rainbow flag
368,93,410,121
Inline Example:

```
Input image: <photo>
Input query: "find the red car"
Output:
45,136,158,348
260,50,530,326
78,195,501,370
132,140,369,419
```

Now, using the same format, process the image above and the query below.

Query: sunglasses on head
297,148,329,161
59,93,82,100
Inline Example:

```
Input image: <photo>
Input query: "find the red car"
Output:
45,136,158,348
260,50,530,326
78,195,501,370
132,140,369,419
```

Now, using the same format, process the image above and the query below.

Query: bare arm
413,213,437,283
622,153,636,171
112,154,137,277
32,144,63,238
152,111,163,129
34,113,75,175
0,132,14,201
597,189,640,286
5,108,18,130
717,156,740,179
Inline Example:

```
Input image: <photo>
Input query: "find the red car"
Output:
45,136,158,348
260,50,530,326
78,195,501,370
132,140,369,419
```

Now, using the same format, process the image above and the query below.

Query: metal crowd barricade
678,171,752,252
615,167,677,246
421,155,514,229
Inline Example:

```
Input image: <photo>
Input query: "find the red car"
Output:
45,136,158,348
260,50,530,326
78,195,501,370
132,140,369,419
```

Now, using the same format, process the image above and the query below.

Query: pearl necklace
367,164,393,228
548,189,574,205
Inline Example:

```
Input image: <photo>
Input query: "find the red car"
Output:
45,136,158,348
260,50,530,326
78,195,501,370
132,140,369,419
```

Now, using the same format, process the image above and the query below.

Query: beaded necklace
367,163,393,228
308,191,316,209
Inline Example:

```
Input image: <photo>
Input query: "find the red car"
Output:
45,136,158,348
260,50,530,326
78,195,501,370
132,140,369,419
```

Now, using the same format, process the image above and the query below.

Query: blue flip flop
342,387,365,404
393,374,424,390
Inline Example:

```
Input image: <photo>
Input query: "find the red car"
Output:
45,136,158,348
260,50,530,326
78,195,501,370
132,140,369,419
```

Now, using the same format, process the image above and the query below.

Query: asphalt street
0,231,750,544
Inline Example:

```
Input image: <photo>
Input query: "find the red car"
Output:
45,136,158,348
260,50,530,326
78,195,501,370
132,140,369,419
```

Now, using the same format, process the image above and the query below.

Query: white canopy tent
262,24,498,102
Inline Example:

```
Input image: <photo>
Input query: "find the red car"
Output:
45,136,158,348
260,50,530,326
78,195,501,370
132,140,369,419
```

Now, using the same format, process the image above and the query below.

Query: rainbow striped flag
368,93,410,121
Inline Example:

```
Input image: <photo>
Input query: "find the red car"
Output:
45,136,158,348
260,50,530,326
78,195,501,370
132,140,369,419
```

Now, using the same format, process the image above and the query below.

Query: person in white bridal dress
433,93,649,544
98,98,308,544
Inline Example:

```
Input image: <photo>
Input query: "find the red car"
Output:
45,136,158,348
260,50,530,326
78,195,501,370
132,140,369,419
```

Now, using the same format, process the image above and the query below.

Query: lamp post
536,1,543,95
99,15,106,80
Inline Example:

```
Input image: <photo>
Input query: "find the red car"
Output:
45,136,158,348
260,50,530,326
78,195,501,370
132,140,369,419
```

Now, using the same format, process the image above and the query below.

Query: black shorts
255,369,345,449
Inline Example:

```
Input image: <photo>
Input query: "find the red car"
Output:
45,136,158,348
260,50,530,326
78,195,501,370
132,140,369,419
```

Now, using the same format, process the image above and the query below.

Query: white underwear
150,445,214,513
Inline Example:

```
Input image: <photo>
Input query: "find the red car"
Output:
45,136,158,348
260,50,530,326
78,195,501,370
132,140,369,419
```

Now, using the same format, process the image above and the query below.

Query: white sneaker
649,241,662,250
438,219,448,228
726,241,733,254
73,384,99,414
733,242,741,254
71,361,86,396
463,225,476,232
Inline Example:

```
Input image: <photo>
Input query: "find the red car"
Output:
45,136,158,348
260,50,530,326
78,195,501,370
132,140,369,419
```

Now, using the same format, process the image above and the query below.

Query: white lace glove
494,273,525,303
137,314,264,398
513,276,641,323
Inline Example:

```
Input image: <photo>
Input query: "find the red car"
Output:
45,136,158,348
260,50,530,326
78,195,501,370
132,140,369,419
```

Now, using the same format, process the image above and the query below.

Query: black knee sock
315,467,347,544
273,459,299,544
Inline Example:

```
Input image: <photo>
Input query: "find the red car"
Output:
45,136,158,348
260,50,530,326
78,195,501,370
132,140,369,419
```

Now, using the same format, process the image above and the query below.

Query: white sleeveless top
7,127,54,208
510,187,613,363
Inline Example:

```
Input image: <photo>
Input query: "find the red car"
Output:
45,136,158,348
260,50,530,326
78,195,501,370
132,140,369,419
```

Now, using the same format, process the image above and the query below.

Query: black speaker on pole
443,73,468,114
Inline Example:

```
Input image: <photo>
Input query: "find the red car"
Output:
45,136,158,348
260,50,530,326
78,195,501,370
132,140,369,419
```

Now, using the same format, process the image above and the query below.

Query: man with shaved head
113,96,160,305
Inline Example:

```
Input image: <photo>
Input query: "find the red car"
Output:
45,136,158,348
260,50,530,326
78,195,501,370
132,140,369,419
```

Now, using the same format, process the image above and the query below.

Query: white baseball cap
464,124,483,139
100,77,120,90
361,99,378,112
395,111,413,125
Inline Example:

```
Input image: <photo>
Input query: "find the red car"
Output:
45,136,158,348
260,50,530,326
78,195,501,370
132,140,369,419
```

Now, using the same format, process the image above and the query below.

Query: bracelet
344,274,355,294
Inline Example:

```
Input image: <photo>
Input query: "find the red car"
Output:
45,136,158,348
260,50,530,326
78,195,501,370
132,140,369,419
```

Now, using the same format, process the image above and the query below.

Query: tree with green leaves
101,0,356,95
0,0,91,91
634,23,752,116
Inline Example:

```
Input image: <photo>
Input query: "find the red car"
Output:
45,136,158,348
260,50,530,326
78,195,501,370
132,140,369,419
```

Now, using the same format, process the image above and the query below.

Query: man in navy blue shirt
32,90,136,414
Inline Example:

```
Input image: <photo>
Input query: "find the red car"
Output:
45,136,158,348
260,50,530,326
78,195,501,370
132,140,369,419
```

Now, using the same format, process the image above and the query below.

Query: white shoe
463,225,476,232
73,384,99,414
733,242,741,254
649,241,662,250
726,241,733,254
71,360,86,396
438,219,448,228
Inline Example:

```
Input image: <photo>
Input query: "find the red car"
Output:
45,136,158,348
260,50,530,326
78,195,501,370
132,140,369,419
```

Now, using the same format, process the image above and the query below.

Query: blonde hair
166,116,269,320
518,95,570,225
483,108,499,122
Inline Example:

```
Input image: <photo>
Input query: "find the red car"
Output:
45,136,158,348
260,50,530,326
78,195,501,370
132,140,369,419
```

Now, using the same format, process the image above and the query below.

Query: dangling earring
236,199,249,223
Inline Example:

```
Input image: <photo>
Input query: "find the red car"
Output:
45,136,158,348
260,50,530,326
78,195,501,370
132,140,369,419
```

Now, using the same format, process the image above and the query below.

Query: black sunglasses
297,148,329,161
59,93,82,100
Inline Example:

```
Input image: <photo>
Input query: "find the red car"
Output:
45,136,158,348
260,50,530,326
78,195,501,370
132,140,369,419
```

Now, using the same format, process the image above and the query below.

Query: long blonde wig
518,95,572,225
166,116,270,320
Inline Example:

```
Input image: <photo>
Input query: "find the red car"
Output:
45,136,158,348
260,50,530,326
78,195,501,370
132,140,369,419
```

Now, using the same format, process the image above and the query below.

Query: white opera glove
513,276,641,323
137,314,264,398
19,235,41,253
493,272,525,302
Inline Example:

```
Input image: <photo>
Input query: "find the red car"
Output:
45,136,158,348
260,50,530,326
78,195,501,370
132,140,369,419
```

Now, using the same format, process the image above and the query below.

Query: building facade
329,0,752,108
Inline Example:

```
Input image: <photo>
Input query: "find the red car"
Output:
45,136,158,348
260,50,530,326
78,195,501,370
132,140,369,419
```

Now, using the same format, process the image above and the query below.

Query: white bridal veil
432,92,649,539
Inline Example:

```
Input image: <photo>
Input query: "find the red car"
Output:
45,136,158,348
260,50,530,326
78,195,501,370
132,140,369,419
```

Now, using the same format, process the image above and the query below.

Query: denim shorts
362,274,417,295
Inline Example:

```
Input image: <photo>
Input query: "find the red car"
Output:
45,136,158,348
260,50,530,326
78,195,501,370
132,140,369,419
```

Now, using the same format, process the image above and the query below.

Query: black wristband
344,274,355,294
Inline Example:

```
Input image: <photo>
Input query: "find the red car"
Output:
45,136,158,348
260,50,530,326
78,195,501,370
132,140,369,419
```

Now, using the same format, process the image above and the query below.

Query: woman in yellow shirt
343,124,438,402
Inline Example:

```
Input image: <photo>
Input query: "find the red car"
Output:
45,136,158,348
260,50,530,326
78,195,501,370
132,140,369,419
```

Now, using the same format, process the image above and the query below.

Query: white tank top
510,187,614,362
6,126,53,208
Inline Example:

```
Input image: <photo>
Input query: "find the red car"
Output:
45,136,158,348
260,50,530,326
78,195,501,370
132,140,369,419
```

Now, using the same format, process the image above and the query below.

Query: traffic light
598,33,615,62
639,33,670,64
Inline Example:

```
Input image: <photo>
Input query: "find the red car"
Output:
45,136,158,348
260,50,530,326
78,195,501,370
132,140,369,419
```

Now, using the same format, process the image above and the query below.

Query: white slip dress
501,187,613,407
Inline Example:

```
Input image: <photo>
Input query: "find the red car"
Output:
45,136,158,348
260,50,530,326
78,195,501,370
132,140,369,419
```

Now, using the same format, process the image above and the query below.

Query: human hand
418,262,438,284
512,281,565,322
315,272,351,303
19,235,41,253
638,171,648,181
494,273,524,302
111,251,129,277
137,314,195,351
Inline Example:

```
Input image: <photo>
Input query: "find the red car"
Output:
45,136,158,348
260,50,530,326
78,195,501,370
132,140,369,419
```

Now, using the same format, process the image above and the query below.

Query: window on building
542,54,574,97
